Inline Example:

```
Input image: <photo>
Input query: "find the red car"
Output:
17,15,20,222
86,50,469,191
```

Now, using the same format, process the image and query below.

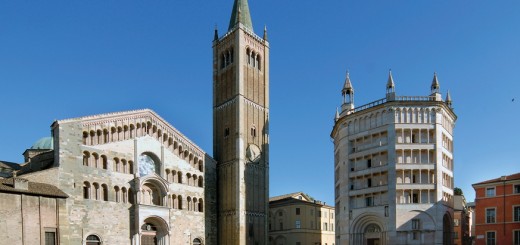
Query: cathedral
0,0,269,245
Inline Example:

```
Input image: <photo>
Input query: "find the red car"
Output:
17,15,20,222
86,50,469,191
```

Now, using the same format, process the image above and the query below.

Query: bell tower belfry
213,0,269,244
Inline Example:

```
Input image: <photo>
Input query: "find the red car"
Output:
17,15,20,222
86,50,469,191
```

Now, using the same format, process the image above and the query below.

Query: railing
349,95,439,113
395,95,436,102
352,98,386,113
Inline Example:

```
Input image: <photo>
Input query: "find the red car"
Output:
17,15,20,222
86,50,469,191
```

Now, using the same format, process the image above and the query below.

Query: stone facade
213,0,270,244
331,72,457,245
269,192,335,245
16,109,217,245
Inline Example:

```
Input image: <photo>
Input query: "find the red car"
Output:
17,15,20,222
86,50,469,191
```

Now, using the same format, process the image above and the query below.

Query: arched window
86,235,101,245
220,53,225,69
121,159,127,174
165,169,171,182
178,171,183,184
247,49,252,65
114,186,120,203
96,130,102,144
122,187,128,203
93,183,100,200
92,153,99,168
101,184,108,201
193,238,202,245
199,160,204,172
83,182,90,199
83,132,88,145
256,55,261,70
116,126,122,141
113,158,120,172
101,155,108,170
251,126,257,137
110,127,116,142
123,125,129,140
89,131,95,145
198,177,204,187
103,129,109,143
130,124,135,138
138,153,161,177
141,183,162,206
128,161,134,174
178,195,183,210
171,194,177,209
193,198,198,212
187,197,192,211
128,188,134,204
83,151,90,167
198,198,204,213
187,173,192,186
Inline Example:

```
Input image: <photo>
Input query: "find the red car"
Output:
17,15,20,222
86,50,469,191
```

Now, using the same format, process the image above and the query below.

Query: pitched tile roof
473,172,520,186
0,178,68,198
0,161,21,170
269,192,311,202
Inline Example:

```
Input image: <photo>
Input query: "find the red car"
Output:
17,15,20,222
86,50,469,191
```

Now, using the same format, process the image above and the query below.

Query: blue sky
1,1,519,204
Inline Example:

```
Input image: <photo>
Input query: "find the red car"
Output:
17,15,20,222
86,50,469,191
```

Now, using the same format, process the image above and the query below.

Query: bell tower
213,0,269,244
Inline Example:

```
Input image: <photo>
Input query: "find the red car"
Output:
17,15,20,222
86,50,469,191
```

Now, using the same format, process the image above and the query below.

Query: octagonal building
331,71,456,245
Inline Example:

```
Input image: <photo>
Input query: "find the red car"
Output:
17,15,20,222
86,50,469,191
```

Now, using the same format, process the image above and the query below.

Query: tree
454,187,463,195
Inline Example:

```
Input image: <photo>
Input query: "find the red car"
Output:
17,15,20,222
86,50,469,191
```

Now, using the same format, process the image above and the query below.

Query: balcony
396,163,435,170
349,185,388,196
349,165,388,178
397,183,435,190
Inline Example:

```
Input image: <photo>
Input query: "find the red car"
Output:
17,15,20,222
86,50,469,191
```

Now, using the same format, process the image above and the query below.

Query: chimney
13,178,29,190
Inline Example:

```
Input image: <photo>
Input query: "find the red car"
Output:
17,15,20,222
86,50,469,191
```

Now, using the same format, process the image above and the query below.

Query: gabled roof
473,172,520,186
54,108,208,157
269,192,312,202
0,178,68,198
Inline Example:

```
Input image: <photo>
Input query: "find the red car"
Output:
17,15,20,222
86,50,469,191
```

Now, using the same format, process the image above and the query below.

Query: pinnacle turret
431,72,440,94
446,90,452,107
386,70,395,92
341,71,355,111
214,25,219,41
228,0,254,31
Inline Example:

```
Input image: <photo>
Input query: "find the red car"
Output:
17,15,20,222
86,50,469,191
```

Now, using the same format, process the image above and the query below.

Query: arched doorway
365,224,382,245
443,213,452,245
350,214,387,245
141,217,169,245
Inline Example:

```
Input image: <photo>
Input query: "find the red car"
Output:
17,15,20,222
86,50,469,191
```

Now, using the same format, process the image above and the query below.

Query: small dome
30,137,53,150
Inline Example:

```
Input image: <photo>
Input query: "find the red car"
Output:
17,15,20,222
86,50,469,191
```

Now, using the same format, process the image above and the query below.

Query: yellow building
269,192,335,245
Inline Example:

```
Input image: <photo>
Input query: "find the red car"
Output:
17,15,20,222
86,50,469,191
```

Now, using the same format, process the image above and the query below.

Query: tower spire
228,0,254,31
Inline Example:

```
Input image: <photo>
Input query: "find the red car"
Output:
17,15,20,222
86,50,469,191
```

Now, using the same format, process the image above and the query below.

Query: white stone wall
333,100,456,245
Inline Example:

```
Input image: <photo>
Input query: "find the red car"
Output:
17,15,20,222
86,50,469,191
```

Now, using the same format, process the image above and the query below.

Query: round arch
139,177,169,206
141,216,170,245
138,152,161,177
350,213,388,245
85,233,102,245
